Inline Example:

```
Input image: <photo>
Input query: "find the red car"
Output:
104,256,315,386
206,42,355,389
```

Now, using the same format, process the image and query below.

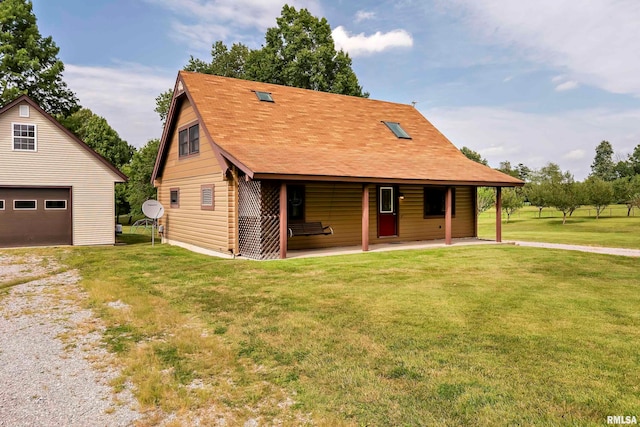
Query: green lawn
18,236,634,426
479,205,640,249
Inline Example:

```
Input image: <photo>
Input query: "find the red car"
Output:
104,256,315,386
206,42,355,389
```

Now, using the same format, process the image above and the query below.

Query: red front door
378,186,397,237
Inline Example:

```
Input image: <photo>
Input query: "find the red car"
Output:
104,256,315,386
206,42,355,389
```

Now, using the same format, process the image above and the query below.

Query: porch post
362,184,370,252
445,186,452,245
495,187,502,243
279,182,288,259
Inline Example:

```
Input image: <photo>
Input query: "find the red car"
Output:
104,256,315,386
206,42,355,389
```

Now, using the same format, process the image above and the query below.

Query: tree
497,161,521,179
548,171,582,224
476,187,495,215
127,139,160,215
461,147,488,166
186,41,250,77
515,163,532,182
154,89,173,125
155,42,251,123
246,5,367,97
524,182,550,218
0,0,78,115
501,188,524,222
583,177,614,219
590,140,616,181
59,108,134,169
613,176,640,216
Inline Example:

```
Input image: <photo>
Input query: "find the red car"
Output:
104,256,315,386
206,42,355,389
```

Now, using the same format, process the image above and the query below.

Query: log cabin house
152,71,523,260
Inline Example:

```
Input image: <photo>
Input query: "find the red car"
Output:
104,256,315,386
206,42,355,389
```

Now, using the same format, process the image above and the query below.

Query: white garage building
0,95,126,248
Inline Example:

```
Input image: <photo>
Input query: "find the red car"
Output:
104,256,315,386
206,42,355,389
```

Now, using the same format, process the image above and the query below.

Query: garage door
0,187,72,248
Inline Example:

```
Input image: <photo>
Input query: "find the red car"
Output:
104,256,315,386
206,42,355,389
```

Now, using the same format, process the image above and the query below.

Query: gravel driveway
0,253,141,427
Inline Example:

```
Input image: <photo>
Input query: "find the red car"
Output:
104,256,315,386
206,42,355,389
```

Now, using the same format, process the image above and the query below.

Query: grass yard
18,235,635,426
479,204,640,249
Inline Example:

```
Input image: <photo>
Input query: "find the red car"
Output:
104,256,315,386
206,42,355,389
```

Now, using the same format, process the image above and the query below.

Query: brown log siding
156,99,233,254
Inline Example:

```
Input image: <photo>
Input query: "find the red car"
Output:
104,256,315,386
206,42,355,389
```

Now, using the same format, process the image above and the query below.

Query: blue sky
31,0,640,179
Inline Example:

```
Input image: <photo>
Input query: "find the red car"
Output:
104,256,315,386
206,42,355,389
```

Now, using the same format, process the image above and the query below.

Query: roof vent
382,121,411,139
254,91,274,102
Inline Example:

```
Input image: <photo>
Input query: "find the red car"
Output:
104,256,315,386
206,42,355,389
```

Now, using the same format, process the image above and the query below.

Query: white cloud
144,0,322,52
555,80,579,92
424,105,640,180
332,26,413,57
563,149,586,160
64,63,175,147
453,0,640,96
355,10,376,23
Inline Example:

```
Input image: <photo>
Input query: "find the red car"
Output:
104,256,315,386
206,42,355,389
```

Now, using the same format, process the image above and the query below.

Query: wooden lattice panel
238,180,281,260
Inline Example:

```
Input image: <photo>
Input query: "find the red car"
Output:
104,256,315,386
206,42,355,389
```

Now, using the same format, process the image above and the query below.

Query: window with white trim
45,200,67,210
0,200,4,210
12,123,37,151
19,105,30,117
14,200,37,210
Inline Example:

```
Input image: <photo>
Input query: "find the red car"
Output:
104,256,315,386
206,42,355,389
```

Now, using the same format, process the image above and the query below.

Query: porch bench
288,222,334,237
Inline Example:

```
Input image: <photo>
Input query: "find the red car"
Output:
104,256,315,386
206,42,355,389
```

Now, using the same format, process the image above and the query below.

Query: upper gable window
255,91,274,102
383,121,411,139
19,105,30,117
12,123,37,151
179,123,199,157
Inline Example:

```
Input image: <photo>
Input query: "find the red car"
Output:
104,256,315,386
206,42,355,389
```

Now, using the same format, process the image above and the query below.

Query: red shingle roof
156,71,522,186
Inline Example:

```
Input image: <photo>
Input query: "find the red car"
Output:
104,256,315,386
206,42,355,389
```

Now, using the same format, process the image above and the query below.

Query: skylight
255,91,274,102
383,121,411,139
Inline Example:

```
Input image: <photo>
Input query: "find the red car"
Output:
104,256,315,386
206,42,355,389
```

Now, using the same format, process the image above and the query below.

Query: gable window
178,123,199,157
12,123,37,151
14,200,37,210
424,187,455,218
170,188,180,208
201,184,214,210
254,91,274,102
19,105,30,118
45,200,67,210
382,121,411,139
287,185,305,222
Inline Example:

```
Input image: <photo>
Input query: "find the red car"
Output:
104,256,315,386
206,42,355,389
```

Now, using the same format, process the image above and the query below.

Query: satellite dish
142,200,165,219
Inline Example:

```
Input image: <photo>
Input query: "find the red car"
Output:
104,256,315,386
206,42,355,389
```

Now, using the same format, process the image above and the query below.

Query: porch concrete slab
286,238,500,259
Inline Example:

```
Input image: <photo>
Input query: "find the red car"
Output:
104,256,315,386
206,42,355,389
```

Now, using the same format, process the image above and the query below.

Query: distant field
478,204,640,249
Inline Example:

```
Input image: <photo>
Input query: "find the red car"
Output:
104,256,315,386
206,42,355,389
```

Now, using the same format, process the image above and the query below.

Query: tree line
2,1,363,217
464,143,640,224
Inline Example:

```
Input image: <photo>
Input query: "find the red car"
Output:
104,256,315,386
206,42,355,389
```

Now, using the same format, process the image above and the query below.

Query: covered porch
279,183,505,259
237,179,506,260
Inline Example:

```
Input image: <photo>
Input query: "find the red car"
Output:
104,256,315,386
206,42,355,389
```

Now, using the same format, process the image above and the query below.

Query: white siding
0,101,123,246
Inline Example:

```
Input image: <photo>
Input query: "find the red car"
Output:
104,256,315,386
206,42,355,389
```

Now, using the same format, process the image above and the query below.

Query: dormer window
255,91,274,102
12,123,37,151
383,121,411,139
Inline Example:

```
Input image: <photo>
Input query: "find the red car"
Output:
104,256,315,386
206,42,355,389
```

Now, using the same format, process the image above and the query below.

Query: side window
424,187,455,217
170,188,180,208
178,123,199,157
12,123,37,151
0,200,5,210
287,185,305,222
